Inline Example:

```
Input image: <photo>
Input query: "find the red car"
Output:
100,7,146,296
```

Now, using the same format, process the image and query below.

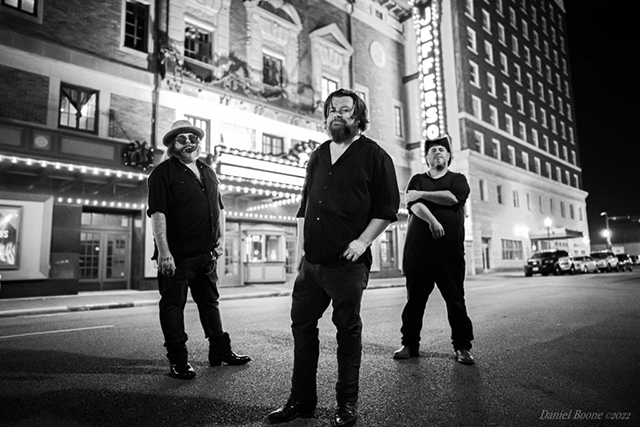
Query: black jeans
158,253,223,364
290,258,369,404
400,259,474,351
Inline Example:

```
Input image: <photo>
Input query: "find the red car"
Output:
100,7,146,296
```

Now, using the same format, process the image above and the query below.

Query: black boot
209,332,251,366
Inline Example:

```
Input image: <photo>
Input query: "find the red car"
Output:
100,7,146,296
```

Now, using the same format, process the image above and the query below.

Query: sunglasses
175,134,200,145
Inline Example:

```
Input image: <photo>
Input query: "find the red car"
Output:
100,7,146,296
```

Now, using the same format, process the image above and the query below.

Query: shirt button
318,200,322,204
316,217,320,221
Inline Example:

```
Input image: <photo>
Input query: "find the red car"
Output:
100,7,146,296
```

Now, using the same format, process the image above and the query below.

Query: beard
176,144,200,163
328,119,357,143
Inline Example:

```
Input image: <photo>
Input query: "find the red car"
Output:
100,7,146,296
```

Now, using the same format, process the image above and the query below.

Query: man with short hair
393,135,475,365
268,89,400,426
147,120,250,380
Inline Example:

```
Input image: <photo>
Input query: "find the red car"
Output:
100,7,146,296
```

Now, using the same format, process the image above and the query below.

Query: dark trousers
400,259,474,351
290,258,369,404
158,253,223,364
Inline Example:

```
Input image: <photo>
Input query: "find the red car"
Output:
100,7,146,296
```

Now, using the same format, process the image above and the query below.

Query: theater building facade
0,0,419,297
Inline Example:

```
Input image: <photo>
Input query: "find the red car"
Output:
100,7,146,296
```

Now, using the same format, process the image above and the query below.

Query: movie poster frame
0,205,22,270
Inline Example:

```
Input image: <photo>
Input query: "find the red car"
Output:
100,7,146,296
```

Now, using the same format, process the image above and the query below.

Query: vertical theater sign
412,0,446,158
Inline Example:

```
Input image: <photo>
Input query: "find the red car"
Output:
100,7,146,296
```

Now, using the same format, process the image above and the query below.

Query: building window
570,204,575,220
59,83,99,133
1,0,38,15
487,72,496,97
186,115,211,154
484,41,494,64
479,179,487,201
502,83,511,106
512,189,520,208
508,145,516,166
467,27,477,52
505,114,513,135
519,122,527,142
526,193,531,211
532,129,539,147
497,185,503,204
263,54,283,87
561,202,566,218
470,60,480,87
534,157,541,175
393,105,403,137
185,24,212,63
498,23,506,44
471,96,482,120
492,139,501,161
502,239,523,260
489,106,499,128
124,1,149,52
500,53,508,75
465,0,474,18
474,131,485,154
262,133,284,155
321,77,338,101
522,151,529,171
482,10,491,33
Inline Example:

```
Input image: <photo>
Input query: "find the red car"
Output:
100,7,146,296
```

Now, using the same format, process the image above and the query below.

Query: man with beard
147,120,250,380
268,89,399,427
393,136,475,365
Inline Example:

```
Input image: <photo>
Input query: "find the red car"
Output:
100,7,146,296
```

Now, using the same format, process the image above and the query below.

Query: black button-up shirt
147,157,223,260
297,135,400,267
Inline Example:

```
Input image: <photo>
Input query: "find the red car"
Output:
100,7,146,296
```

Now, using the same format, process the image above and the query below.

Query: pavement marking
0,325,114,340
469,284,506,291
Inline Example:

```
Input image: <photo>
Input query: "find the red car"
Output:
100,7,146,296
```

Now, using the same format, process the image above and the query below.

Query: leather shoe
267,397,316,424
393,345,419,359
334,401,357,427
455,349,475,365
169,362,196,379
210,352,251,366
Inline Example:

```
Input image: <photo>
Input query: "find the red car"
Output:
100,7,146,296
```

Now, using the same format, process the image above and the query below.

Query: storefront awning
529,227,584,240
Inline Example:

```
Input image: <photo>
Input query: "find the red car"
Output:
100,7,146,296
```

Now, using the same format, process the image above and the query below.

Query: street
1,271,639,426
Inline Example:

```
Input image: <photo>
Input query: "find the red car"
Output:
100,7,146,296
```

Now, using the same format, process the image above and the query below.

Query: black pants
290,259,369,404
158,253,223,364
400,259,474,351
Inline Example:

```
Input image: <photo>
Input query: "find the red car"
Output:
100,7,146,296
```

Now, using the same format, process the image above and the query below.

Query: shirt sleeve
296,150,317,218
405,174,421,211
146,167,170,218
450,173,471,204
369,148,400,222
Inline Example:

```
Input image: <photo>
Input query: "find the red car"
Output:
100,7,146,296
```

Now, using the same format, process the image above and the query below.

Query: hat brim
162,126,205,146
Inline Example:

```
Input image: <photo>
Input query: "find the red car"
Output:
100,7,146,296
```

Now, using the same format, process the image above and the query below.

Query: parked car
616,254,634,271
524,249,570,276
630,254,640,265
573,255,598,273
590,250,619,272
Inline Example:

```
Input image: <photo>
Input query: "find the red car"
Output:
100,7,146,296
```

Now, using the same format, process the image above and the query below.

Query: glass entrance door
80,212,132,290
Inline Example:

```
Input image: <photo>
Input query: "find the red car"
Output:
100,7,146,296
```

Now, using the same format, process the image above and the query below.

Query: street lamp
544,217,552,250
600,211,612,250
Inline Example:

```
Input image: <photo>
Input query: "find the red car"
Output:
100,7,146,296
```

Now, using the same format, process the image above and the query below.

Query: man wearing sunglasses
147,120,250,380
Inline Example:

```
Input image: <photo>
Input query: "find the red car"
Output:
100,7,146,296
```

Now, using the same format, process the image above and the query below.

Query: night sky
565,2,640,243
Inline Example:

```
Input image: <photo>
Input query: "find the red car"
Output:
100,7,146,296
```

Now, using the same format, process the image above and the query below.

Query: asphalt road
1,271,639,426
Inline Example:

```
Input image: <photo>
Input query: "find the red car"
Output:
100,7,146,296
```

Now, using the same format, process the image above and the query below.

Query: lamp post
544,217,552,250
600,211,612,250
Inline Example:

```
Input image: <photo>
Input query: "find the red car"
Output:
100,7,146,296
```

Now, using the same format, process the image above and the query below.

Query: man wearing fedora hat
393,135,475,365
147,119,250,379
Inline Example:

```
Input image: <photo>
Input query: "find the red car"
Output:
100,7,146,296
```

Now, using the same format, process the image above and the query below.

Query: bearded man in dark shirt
147,120,250,380
393,135,475,365
268,89,400,427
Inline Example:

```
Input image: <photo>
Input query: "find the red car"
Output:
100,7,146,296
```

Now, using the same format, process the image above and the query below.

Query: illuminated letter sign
412,0,446,153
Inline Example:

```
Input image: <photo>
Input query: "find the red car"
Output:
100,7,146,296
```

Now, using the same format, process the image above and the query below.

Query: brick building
410,0,589,273
0,0,419,297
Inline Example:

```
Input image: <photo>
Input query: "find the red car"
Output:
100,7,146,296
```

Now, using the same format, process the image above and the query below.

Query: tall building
406,0,589,274
0,0,589,297
0,0,417,297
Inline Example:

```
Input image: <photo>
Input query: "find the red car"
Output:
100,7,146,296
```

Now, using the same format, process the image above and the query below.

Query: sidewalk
0,272,521,319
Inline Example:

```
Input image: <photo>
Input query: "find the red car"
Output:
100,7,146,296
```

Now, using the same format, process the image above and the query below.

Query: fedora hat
162,120,205,147
423,135,451,153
